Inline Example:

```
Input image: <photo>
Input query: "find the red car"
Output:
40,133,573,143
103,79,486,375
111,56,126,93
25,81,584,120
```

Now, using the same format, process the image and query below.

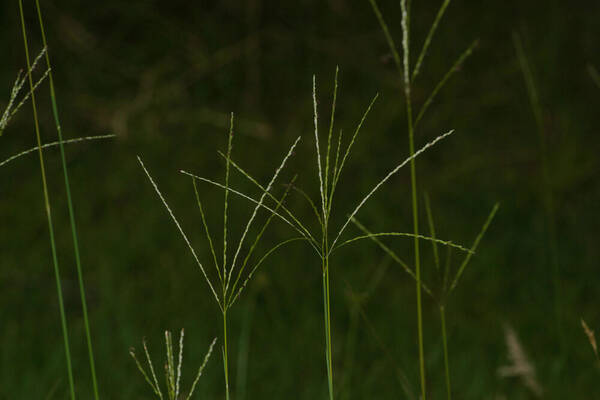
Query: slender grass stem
18,1,76,398
33,1,100,396
440,305,452,400
399,0,427,396
223,310,230,400
322,257,334,400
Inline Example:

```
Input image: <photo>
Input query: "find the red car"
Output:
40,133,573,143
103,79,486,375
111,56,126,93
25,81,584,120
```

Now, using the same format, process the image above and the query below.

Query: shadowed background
1,0,599,398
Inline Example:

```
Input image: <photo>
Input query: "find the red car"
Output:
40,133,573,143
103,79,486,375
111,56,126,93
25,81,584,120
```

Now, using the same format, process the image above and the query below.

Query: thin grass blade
228,176,297,300
414,40,478,128
34,2,103,395
229,238,306,307
350,218,434,297
332,128,343,185
138,157,222,309
165,330,176,397
324,66,339,211
216,151,317,246
449,203,499,293
226,136,301,292
312,75,326,216
176,329,184,399
332,232,472,254
130,348,162,398
286,183,323,227
223,113,234,285
329,93,379,213
143,338,164,400
367,0,403,76
424,193,440,270
181,170,320,255
186,337,218,400
332,129,455,249
412,0,451,81
18,3,76,398
193,178,222,283
0,135,116,168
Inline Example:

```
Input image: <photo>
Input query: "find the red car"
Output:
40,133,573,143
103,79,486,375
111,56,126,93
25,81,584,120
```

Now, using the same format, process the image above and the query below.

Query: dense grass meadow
2,0,600,398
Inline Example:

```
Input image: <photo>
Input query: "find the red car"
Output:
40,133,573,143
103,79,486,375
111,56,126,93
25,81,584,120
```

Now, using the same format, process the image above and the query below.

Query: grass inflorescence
367,0,499,397
6,2,508,398
130,330,217,399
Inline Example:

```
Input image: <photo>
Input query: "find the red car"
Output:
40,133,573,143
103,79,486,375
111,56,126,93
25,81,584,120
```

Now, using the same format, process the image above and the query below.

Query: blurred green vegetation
1,0,599,398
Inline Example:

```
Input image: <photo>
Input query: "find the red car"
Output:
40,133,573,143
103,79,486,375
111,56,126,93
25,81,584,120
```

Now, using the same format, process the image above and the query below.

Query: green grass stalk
33,1,100,396
223,309,230,400
322,257,334,400
140,117,302,399
367,0,483,395
398,0,427,397
439,305,451,400
193,71,454,400
235,299,254,400
424,193,450,399
18,1,76,398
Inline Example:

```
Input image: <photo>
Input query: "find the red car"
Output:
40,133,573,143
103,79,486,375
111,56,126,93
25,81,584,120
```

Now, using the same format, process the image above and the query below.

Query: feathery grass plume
140,115,302,399
498,324,543,397
130,329,217,399
206,70,459,399
581,319,599,364
0,47,48,136
513,31,563,352
367,1,482,396
17,2,76,398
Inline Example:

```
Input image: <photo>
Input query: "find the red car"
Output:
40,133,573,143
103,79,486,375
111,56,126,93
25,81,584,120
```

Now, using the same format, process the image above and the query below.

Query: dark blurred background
1,0,599,398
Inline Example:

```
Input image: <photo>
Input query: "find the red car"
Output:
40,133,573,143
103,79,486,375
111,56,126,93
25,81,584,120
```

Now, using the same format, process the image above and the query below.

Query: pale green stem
400,0,426,396
322,257,334,400
223,309,231,400
440,305,452,400
34,1,100,396
18,1,76,398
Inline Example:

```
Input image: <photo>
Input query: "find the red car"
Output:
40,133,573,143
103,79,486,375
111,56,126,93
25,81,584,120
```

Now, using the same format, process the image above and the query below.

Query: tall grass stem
18,1,76,398
440,306,452,400
34,1,100,396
